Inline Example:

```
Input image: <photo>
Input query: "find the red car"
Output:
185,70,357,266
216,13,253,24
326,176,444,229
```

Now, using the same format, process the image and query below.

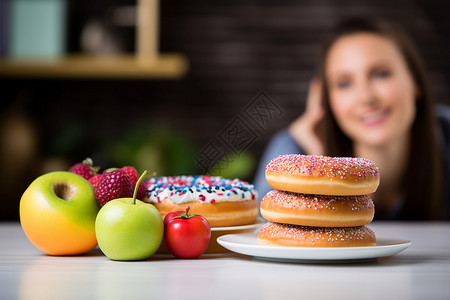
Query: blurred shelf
0,53,188,79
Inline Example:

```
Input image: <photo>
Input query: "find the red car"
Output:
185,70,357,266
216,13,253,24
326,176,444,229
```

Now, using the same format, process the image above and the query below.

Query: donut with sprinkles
145,175,258,227
257,222,376,247
260,190,374,227
265,154,380,196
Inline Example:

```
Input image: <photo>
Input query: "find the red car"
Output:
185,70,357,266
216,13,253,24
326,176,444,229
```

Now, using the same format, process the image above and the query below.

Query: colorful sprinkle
145,175,258,204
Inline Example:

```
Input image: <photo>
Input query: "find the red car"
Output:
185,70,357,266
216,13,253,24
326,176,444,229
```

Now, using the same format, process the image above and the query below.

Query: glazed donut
257,222,376,247
266,155,380,196
145,175,258,227
260,190,374,227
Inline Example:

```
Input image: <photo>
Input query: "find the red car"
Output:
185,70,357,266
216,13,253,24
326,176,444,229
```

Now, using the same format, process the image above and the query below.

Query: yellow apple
20,171,100,255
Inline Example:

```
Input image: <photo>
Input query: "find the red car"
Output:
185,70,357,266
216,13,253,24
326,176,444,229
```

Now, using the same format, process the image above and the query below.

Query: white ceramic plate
217,232,411,262
211,222,264,232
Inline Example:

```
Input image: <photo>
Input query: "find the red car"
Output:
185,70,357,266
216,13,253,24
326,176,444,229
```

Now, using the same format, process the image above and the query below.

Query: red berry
68,158,98,180
88,174,103,189
121,166,146,200
121,166,139,182
95,169,133,206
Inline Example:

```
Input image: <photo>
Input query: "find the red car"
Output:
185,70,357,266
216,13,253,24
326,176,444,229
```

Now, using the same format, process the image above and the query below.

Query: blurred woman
254,18,450,220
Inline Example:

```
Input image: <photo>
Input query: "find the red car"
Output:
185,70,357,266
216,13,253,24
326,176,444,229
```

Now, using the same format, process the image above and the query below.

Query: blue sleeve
253,128,305,203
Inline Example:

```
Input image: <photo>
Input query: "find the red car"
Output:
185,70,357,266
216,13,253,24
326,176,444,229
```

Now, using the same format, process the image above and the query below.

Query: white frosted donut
145,175,258,227
257,222,376,247
260,190,374,227
265,155,380,196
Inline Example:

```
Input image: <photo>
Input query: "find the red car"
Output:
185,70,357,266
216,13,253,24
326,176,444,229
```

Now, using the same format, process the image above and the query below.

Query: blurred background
1,0,450,220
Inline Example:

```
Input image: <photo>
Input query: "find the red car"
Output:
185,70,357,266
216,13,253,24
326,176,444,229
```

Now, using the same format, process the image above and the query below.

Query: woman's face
325,33,417,149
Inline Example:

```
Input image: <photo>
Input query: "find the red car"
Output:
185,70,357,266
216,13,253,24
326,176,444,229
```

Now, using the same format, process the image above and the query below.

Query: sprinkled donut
257,222,376,247
260,190,374,227
145,175,258,227
266,155,380,196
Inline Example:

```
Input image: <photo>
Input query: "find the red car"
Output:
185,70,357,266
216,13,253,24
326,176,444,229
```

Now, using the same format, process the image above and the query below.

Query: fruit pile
19,157,211,261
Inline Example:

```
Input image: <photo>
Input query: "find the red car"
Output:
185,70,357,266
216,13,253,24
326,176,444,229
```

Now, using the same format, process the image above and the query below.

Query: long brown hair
317,18,443,220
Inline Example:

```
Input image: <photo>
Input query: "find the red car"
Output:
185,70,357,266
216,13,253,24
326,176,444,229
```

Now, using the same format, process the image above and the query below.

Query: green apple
20,171,100,255
95,171,163,261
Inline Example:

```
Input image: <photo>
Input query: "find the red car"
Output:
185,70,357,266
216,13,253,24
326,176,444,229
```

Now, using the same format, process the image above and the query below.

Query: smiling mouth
360,109,390,126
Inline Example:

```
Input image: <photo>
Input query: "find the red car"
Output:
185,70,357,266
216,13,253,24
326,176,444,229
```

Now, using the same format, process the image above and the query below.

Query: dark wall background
1,0,450,220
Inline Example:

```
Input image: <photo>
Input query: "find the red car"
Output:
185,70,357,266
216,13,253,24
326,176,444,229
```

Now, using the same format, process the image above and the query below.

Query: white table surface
1,221,449,300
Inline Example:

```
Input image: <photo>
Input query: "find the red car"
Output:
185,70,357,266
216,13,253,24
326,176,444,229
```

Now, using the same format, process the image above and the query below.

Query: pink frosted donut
260,190,374,227
257,222,376,247
265,155,380,196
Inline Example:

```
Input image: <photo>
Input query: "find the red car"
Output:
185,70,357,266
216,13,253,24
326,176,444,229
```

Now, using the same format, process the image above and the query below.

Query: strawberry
88,174,103,189
121,166,146,200
95,169,134,206
69,158,99,180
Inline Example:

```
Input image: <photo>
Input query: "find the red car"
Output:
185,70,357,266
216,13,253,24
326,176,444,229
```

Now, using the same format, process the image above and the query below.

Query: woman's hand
288,78,325,155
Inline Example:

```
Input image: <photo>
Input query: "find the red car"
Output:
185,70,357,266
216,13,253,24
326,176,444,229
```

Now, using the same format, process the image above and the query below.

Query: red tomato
164,210,184,228
164,207,211,258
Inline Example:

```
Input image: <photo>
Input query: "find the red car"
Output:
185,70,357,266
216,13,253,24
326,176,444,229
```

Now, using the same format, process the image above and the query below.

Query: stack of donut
258,154,379,247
